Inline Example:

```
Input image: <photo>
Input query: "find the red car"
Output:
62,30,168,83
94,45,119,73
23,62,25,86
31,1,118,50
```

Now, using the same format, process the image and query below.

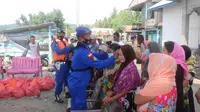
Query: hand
103,96,114,104
106,90,114,97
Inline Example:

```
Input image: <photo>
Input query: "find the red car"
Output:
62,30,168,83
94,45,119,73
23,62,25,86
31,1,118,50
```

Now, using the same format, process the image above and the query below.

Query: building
148,0,200,49
129,0,163,43
91,28,114,41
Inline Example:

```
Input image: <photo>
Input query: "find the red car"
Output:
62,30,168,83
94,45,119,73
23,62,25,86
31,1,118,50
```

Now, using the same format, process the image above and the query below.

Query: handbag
195,88,200,104
102,100,123,112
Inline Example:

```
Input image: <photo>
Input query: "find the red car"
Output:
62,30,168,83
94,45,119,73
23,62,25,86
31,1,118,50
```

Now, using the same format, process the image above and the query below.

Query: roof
148,0,177,11
122,25,144,32
0,22,56,34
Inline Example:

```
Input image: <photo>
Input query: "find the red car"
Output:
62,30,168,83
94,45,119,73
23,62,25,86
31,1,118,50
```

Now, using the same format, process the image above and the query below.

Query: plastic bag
0,83,11,98
21,79,30,96
6,79,17,94
30,77,42,90
12,87,25,98
26,86,40,97
6,77,26,98
27,77,41,97
40,76,55,91
0,77,13,85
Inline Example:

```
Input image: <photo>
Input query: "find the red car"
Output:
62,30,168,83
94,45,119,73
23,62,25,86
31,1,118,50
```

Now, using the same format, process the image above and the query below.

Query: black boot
66,108,71,112
65,92,71,98
55,95,64,103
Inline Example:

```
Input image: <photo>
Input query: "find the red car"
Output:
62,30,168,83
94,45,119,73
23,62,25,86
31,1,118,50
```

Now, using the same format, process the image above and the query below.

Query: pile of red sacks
0,76,55,98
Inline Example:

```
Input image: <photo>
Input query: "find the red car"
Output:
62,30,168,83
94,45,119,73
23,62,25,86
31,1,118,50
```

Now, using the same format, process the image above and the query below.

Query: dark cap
57,29,65,34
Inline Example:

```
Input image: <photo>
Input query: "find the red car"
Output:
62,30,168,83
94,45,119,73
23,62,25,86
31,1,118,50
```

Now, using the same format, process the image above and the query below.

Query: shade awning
0,22,56,34
148,0,177,11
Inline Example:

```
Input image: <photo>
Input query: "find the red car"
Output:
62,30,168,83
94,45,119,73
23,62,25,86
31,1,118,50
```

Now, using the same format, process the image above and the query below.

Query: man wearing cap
67,26,116,111
89,35,99,53
51,29,71,103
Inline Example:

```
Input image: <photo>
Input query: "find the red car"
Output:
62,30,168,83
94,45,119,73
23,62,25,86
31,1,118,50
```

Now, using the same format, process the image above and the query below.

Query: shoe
65,92,71,98
66,108,71,112
55,95,64,103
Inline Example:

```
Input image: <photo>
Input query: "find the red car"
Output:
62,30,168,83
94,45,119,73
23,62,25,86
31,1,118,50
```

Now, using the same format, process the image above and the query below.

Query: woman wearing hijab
103,45,140,112
163,41,189,112
182,45,195,112
100,43,121,102
141,42,162,84
135,53,177,112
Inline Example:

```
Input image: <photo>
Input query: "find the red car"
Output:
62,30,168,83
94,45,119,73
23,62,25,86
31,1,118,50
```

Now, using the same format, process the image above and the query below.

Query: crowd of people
49,26,198,112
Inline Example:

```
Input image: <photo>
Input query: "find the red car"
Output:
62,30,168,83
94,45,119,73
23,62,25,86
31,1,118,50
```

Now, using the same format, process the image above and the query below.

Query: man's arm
23,45,30,56
51,41,70,54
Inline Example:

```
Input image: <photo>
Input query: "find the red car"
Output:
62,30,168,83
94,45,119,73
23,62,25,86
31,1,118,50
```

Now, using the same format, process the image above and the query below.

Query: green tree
93,7,141,32
16,9,65,29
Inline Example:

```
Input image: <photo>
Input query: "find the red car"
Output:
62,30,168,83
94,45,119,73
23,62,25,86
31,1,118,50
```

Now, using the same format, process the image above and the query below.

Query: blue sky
0,0,131,25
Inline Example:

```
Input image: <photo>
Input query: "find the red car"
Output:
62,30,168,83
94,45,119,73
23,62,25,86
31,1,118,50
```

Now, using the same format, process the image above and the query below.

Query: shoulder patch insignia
87,52,97,61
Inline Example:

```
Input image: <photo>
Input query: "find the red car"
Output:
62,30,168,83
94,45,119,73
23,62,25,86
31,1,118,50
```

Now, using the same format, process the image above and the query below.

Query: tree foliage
16,9,65,29
94,8,141,32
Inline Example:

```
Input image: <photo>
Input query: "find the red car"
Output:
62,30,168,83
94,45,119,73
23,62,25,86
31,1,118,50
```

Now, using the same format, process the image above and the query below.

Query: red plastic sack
26,87,40,97
0,77,13,85
40,76,55,91
26,77,41,97
5,79,17,94
12,87,25,98
5,77,26,98
0,83,11,98
21,79,30,96
30,77,42,90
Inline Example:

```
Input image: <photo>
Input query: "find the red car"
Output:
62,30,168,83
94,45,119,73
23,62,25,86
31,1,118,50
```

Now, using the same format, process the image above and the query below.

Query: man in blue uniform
51,29,71,103
67,26,116,111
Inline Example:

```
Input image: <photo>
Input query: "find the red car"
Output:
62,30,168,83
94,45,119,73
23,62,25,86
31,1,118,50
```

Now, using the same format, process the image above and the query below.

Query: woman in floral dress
135,53,177,112
100,43,121,102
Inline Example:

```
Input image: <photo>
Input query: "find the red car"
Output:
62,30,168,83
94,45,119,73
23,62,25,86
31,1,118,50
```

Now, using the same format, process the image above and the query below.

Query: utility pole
76,0,80,27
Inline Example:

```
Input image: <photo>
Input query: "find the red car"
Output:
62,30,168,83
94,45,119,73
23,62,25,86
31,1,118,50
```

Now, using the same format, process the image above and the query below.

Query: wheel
41,59,49,67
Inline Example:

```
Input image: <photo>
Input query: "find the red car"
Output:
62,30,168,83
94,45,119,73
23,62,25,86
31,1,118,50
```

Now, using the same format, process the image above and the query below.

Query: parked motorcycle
41,54,49,67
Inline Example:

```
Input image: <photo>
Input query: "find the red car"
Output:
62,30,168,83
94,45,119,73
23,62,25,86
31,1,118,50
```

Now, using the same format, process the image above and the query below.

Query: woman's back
147,86,177,112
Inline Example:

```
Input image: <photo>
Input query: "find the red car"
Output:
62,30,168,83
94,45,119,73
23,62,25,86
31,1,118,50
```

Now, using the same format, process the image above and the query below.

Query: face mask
72,43,77,47
108,53,113,58
145,49,150,56
58,36,64,40
83,38,91,44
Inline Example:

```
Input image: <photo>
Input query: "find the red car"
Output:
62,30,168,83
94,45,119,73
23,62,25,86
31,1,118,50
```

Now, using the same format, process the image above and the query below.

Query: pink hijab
144,40,150,48
170,42,188,76
139,53,177,96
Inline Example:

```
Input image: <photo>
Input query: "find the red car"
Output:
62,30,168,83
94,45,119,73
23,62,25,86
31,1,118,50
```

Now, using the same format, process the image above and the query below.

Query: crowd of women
88,34,197,112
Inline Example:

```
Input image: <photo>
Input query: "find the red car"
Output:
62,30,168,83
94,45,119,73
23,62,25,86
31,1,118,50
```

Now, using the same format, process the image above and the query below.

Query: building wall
188,12,200,48
162,2,184,45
